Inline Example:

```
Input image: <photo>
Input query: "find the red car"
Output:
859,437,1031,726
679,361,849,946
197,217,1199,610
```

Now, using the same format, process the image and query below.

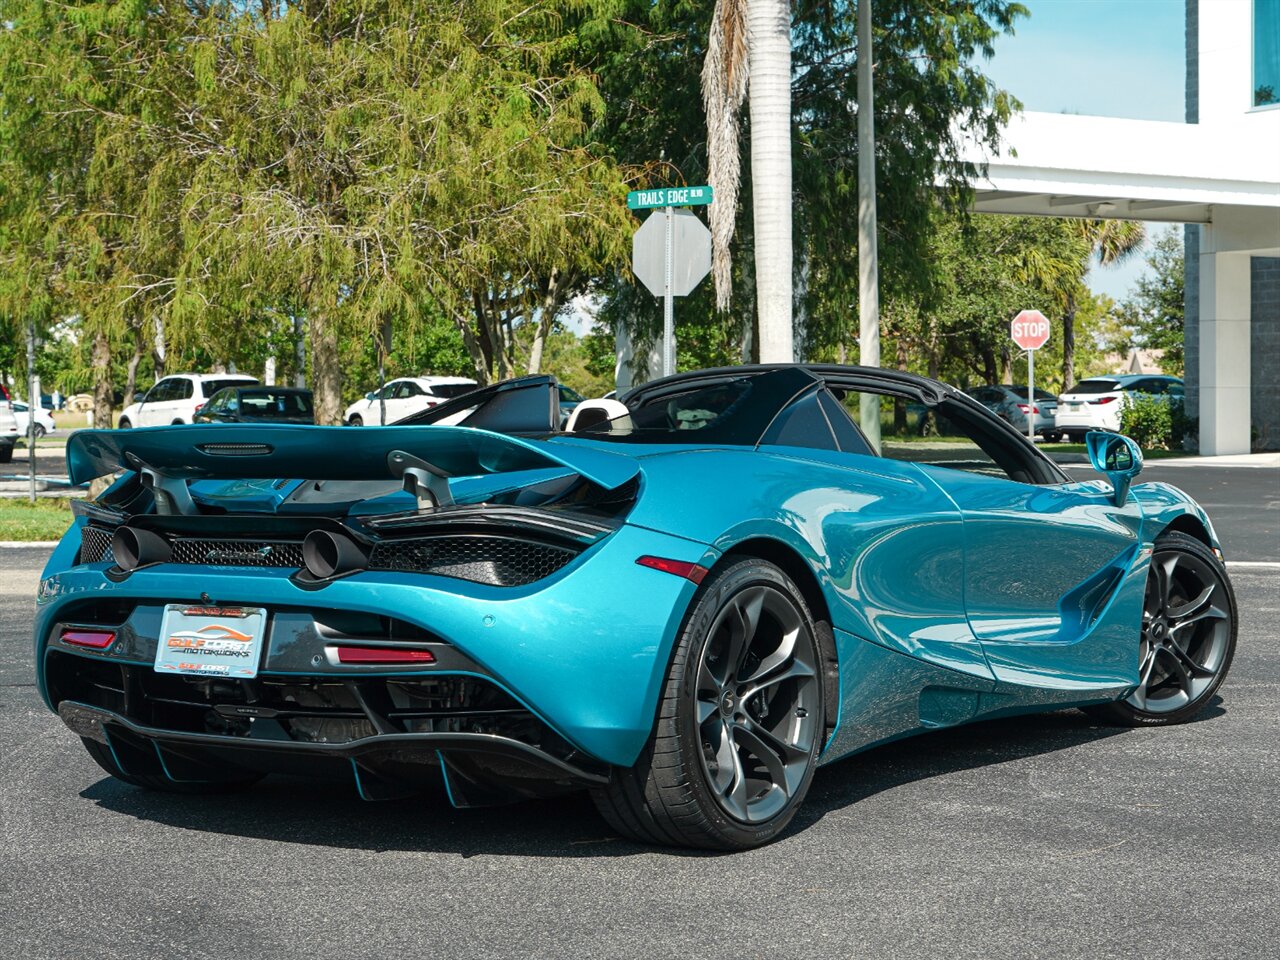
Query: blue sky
983,0,1188,302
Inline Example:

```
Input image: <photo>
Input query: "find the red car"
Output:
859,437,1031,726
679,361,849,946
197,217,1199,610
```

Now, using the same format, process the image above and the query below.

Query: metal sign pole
1027,347,1036,441
663,205,674,377
27,321,37,503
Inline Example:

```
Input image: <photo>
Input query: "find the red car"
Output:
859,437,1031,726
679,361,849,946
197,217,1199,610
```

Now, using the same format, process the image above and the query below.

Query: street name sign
627,185,714,210
1011,309,1051,351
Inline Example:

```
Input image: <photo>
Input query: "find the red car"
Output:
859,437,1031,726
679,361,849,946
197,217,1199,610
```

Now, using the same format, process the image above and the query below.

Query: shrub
1120,394,1181,449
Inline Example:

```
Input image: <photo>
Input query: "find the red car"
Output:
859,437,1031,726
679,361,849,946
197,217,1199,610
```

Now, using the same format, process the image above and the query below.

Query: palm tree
1064,219,1146,387
702,0,793,363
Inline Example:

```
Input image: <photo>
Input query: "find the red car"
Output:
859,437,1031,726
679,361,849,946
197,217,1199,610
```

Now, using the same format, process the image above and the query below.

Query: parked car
344,376,478,425
558,384,586,425
1055,375,1184,442
194,387,314,424
0,383,17,463
11,401,57,440
119,374,259,428
964,384,1061,440
46,366,1236,850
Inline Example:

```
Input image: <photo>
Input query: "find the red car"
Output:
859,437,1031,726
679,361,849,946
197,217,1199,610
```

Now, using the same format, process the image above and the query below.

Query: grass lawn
0,498,74,541
1048,443,1189,460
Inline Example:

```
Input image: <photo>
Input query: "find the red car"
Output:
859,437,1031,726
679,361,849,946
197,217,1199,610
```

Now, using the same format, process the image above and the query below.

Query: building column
1198,251,1252,455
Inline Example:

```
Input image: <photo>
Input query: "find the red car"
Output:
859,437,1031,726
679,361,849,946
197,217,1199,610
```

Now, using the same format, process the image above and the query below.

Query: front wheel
591,559,825,850
348,415,364,427
1085,531,1236,726
117,418,132,429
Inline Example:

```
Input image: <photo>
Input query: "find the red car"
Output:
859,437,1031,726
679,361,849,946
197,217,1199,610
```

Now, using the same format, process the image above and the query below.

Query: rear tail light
1091,396,1118,405
636,555,710,584
333,645,435,665
61,629,116,649
1017,404,1040,415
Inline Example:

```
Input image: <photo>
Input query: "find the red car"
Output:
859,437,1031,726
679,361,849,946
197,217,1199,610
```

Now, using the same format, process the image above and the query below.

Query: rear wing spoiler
67,424,640,492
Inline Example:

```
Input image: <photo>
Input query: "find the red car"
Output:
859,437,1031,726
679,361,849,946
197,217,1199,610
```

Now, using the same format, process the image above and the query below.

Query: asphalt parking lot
2,462,1277,959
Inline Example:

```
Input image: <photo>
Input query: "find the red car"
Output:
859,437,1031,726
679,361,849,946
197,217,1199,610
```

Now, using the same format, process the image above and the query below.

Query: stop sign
1011,309,1051,350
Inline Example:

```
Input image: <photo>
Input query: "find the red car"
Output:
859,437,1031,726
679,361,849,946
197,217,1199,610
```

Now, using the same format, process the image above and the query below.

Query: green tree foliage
0,0,632,422
1115,228,1185,376
586,0,1027,372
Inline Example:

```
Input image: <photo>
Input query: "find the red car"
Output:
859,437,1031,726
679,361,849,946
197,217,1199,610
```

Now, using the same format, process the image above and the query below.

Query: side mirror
1086,431,1143,506
365,392,375,401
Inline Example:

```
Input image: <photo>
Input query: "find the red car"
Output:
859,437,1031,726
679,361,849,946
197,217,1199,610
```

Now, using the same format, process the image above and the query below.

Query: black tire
349,415,364,427
0,442,12,464
1043,430,1063,443
1084,531,1237,727
1066,431,1085,444
32,423,45,440
117,418,132,429
590,558,825,850
80,737,263,794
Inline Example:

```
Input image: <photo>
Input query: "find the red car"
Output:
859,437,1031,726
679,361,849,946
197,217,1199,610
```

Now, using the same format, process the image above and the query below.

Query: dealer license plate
155,605,267,679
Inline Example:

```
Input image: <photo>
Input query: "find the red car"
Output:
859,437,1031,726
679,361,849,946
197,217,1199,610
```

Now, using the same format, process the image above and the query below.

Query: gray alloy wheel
590,558,825,849
693,584,822,824
1086,531,1236,727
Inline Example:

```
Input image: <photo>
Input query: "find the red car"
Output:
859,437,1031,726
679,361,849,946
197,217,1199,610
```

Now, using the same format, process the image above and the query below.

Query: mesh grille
78,526,575,585
368,536,575,586
169,539,305,568
80,526,115,564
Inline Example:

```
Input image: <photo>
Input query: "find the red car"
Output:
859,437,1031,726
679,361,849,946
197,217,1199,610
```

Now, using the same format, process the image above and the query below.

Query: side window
174,379,194,400
817,390,874,456
149,379,175,403
392,382,413,400
761,392,838,452
842,390,1032,483
400,382,422,397
207,390,229,413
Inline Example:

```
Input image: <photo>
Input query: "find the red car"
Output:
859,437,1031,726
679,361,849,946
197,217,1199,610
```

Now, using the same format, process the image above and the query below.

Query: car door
912,399,1144,690
136,379,171,426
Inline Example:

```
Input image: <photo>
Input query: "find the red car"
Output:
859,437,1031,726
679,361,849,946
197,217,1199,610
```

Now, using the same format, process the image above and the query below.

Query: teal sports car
35,366,1237,850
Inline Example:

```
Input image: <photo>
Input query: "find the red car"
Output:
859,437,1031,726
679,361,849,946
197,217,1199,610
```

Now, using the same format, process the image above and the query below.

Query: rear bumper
36,522,713,768
1055,408,1119,432
60,700,607,799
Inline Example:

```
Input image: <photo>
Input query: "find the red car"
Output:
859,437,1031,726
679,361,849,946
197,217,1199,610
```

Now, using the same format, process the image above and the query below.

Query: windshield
1065,380,1120,395
237,390,313,418
1009,386,1057,400
427,383,477,399
204,377,259,397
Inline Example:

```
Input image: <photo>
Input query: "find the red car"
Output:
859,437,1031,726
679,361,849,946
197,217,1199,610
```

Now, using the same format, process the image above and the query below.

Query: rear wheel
1085,532,1236,726
591,559,825,850
80,738,263,794
0,442,12,464
349,415,364,427
117,418,132,429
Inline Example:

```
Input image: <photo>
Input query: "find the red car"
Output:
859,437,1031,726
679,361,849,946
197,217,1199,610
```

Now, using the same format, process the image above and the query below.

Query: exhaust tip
111,526,172,571
302,530,369,580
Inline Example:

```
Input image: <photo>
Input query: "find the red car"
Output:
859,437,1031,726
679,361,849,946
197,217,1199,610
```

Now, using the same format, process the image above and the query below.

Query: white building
961,0,1280,454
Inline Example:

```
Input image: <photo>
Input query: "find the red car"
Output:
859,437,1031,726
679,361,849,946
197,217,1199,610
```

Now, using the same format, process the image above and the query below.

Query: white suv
1055,374,1184,442
344,376,477,425
0,383,17,464
118,374,259,428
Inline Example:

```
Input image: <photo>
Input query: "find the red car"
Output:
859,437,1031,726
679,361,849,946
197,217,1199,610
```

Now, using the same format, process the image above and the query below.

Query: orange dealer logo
166,624,255,650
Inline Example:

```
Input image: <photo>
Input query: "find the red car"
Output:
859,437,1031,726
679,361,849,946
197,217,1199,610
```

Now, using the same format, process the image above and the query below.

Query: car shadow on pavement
78,701,1224,858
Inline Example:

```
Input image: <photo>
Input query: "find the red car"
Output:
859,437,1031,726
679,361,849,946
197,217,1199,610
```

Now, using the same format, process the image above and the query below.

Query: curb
0,541,60,547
